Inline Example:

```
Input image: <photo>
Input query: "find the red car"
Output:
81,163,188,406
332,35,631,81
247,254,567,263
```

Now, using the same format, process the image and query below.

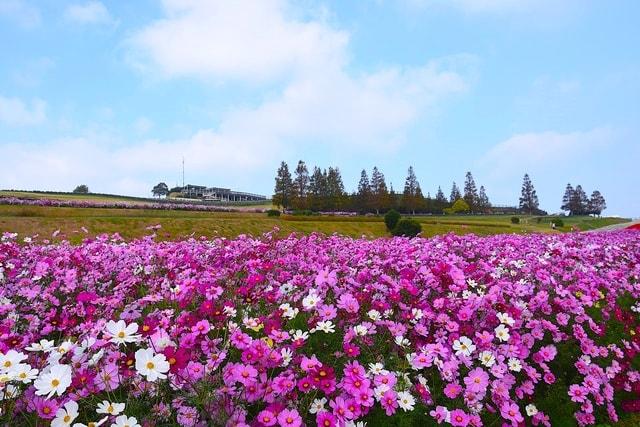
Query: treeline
561,184,606,216
273,161,497,214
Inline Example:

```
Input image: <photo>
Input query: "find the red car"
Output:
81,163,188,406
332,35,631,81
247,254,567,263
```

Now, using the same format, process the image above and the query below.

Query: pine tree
449,182,461,203
370,166,389,214
561,183,574,212
477,185,490,212
273,161,293,210
588,190,606,216
326,167,345,211
291,160,309,210
463,172,479,212
436,186,447,203
357,169,371,213
570,185,589,215
518,174,539,215
402,166,420,214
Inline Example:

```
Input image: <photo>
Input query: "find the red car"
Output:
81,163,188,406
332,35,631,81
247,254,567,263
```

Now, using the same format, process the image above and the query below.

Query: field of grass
0,204,630,243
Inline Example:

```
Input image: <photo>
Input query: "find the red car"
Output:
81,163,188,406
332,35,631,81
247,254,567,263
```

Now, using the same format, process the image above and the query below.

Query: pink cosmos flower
449,409,470,426
569,384,588,403
444,383,463,399
316,411,337,427
464,368,489,393
380,390,398,416
500,401,524,424
277,408,302,427
257,409,277,426
430,406,449,424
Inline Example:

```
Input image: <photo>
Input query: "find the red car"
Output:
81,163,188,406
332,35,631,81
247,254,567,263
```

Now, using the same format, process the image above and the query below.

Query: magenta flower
381,390,398,416
277,408,302,427
449,408,470,426
464,368,489,393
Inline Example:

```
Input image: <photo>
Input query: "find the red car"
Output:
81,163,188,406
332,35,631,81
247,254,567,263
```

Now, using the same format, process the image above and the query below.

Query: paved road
589,219,640,232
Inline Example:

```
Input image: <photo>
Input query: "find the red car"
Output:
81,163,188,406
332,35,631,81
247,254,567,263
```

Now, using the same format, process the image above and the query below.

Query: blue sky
1,0,639,216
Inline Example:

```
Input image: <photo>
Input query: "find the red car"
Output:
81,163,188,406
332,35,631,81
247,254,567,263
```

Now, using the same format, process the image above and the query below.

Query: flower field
0,230,639,426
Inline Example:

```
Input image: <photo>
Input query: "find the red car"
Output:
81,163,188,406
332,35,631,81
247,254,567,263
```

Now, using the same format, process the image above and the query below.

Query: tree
273,161,293,210
391,219,422,238
291,160,309,210
370,166,389,214
356,169,372,213
326,167,345,211
402,166,420,214
152,182,169,198
450,198,470,214
449,182,461,204
73,185,89,194
308,166,326,211
588,190,607,216
435,186,447,204
384,209,401,231
569,185,589,215
477,186,491,212
518,174,539,215
463,172,479,212
561,183,574,212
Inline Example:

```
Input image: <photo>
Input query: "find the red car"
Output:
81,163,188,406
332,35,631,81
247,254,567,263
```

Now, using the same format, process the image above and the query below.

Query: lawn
0,204,629,243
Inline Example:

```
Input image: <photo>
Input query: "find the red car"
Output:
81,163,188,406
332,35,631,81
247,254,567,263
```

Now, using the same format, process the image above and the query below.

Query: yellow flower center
146,362,155,370
118,331,126,338
51,379,60,387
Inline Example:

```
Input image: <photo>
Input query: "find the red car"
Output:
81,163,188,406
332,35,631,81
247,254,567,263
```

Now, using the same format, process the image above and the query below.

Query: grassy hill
0,203,629,243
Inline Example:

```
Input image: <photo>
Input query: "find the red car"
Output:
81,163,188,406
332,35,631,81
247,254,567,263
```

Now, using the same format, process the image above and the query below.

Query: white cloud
64,1,112,25
0,95,46,126
0,0,40,28
128,0,349,83
133,117,154,134
480,127,613,174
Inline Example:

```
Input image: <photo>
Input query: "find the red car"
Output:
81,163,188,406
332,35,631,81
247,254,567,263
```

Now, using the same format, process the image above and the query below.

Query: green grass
0,205,630,243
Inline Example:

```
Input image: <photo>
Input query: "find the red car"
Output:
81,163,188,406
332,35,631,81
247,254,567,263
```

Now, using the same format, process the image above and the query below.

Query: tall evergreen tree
477,185,490,212
370,166,389,214
463,172,479,212
402,166,420,214
561,183,574,212
273,161,293,210
588,190,607,216
326,167,345,211
291,160,309,210
518,173,539,215
449,182,461,203
357,169,371,213
436,186,447,204
569,185,589,215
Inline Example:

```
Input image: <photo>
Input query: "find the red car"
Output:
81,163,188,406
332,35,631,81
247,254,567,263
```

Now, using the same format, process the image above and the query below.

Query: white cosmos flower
96,400,125,416
313,321,335,334
104,320,140,346
302,292,321,310
397,391,416,411
134,348,169,381
478,351,496,367
368,363,388,376
72,417,109,427
291,330,309,342
26,339,55,352
367,309,381,321
494,325,510,342
34,364,72,398
279,283,294,294
453,336,476,357
0,350,27,372
508,358,522,372
52,400,79,427
354,325,368,336
10,363,39,383
281,348,293,367
0,384,19,400
111,415,141,427
309,397,327,414
395,336,410,347
497,312,515,326
525,403,538,416
279,303,299,319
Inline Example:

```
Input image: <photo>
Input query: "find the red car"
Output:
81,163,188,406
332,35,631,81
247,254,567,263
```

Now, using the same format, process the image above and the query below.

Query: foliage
151,182,169,198
384,209,401,231
519,173,539,214
511,216,520,224
450,198,470,214
552,218,565,227
391,218,422,237
72,184,89,194
0,231,638,426
266,209,281,217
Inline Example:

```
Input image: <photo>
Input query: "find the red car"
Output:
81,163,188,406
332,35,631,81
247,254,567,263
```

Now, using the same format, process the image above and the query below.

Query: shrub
451,199,470,214
384,209,401,231
552,218,564,227
266,209,281,217
392,218,422,237
511,216,520,224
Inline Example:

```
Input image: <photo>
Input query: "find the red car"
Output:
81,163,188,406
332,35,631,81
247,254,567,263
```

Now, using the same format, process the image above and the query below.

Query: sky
1,0,639,216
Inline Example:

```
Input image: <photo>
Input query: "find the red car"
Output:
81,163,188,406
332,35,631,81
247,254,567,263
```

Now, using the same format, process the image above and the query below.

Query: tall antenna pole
182,157,185,188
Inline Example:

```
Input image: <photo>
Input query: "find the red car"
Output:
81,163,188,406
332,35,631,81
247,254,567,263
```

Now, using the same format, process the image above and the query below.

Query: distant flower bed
0,231,639,426
0,196,265,213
